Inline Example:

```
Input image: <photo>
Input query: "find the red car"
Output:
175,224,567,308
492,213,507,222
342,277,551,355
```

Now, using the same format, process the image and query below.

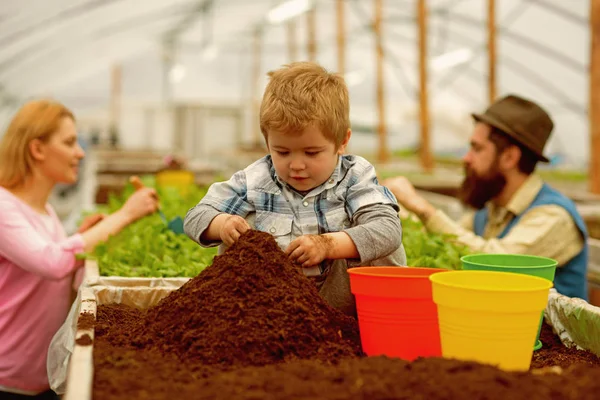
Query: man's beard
458,164,507,210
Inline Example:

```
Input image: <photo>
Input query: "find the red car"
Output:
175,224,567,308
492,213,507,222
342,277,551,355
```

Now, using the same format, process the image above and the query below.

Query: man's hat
471,94,554,163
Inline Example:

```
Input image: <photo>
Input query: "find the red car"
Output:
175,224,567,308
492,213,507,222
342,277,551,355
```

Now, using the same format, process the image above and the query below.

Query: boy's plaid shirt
198,154,399,274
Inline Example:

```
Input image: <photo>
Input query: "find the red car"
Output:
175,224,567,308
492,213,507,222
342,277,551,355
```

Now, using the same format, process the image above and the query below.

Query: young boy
184,62,406,315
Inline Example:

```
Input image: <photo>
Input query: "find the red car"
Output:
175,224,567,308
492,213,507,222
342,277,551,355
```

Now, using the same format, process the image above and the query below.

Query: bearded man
384,94,589,300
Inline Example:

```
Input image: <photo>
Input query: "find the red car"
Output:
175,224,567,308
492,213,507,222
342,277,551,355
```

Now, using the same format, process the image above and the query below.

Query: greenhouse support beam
337,0,346,75
287,20,298,62
418,0,434,172
488,0,496,104
164,0,214,40
160,39,175,105
374,0,388,164
109,64,122,146
348,0,416,100
590,0,600,194
251,27,263,146
307,5,317,61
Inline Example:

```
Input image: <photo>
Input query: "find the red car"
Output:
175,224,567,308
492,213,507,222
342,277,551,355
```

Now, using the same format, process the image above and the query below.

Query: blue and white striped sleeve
199,170,254,216
183,170,255,246
345,161,399,220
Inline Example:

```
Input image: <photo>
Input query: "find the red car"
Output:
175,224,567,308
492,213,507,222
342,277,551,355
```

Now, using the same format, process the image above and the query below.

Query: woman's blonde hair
0,99,74,188
260,62,350,149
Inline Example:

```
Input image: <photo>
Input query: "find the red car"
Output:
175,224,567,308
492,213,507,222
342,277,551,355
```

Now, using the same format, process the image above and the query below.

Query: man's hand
219,215,251,246
382,176,436,221
77,214,106,233
285,234,333,268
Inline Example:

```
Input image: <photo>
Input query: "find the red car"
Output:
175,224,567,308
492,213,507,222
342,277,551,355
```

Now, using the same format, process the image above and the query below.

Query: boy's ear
337,129,352,154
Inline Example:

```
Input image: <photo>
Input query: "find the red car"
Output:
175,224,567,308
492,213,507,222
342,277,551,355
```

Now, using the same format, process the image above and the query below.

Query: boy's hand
285,234,333,268
219,215,251,246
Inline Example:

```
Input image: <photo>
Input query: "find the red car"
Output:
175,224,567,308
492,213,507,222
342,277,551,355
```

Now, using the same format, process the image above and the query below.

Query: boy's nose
289,157,305,171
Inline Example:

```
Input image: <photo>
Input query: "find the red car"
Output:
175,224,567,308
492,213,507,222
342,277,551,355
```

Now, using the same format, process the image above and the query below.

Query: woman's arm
0,185,158,279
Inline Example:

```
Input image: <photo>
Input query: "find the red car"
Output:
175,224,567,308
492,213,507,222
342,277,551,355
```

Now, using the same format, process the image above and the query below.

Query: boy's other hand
285,234,333,268
220,215,251,246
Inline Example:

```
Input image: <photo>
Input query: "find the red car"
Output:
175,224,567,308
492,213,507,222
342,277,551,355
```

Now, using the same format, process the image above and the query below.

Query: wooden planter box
587,238,600,306
60,285,600,400
61,283,186,399
83,259,191,288
48,262,190,397
545,288,600,357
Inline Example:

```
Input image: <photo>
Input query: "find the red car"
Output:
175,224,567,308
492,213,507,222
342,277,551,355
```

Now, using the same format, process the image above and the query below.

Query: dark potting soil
76,311,95,330
96,230,361,370
93,321,600,400
149,356,600,400
531,321,600,369
93,350,600,400
91,230,600,399
94,303,143,346
75,334,93,346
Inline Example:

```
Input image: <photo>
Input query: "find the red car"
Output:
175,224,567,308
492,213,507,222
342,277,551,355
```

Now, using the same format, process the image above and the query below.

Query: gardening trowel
129,176,185,234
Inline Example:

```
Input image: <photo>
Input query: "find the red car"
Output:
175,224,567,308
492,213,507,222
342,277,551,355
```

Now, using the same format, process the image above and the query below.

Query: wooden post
106,64,122,148
418,0,434,172
161,39,174,105
337,0,346,75
374,0,388,163
307,6,317,61
591,0,600,194
488,0,497,104
109,64,122,138
251,28,263,146
287,21,298,62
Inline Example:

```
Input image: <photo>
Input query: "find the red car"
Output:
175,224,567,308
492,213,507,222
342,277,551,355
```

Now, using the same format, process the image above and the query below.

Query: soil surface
76,311,95,330
93,350,600,400
531,321,600,369
75,334,93,346
91,230,600,399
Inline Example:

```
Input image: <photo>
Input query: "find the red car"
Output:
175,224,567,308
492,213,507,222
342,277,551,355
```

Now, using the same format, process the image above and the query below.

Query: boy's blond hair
260,62,350,149
0,99,74,188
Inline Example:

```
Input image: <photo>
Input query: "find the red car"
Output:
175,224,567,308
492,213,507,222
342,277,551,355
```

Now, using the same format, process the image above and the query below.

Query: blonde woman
0,100,158,399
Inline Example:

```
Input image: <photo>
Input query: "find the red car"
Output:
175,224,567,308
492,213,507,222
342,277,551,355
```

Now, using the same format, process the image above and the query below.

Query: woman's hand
122,176,160,223
77,214,105,233
80,177,159,253
120,188,160,223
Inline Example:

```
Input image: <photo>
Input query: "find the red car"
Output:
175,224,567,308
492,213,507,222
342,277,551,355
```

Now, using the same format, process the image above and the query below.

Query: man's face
459,123,507,209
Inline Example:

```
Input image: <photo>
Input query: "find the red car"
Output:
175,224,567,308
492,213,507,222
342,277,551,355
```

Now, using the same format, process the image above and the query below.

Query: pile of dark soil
93,230,361,398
